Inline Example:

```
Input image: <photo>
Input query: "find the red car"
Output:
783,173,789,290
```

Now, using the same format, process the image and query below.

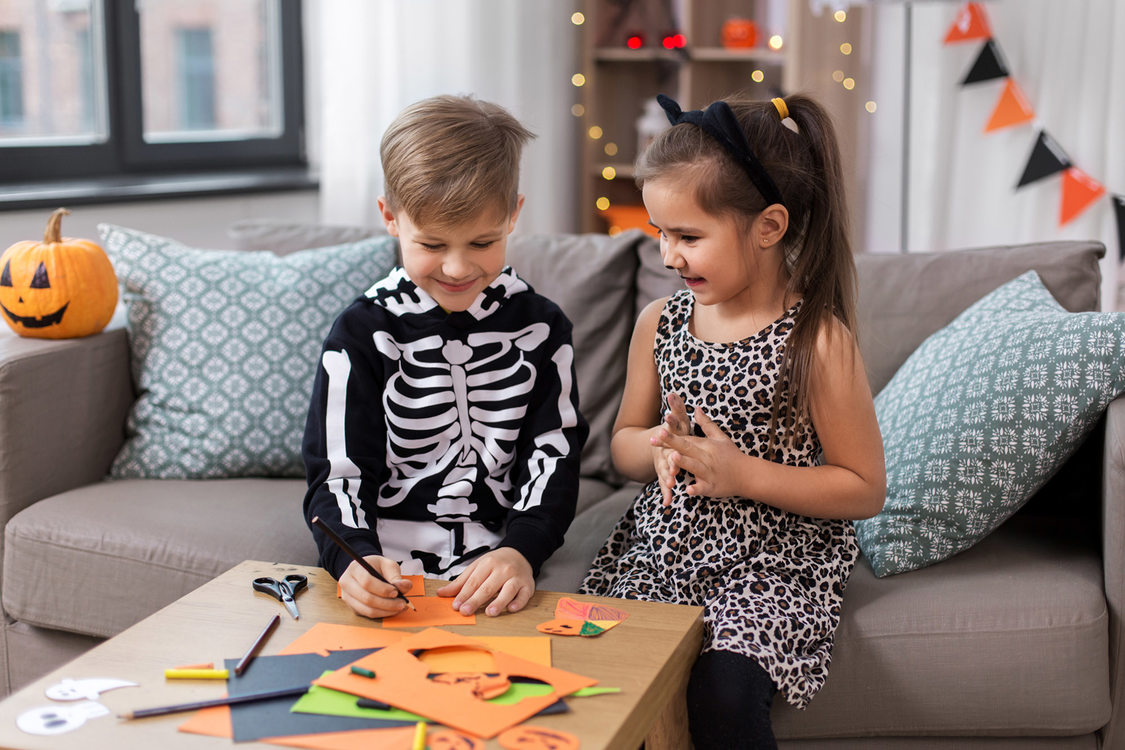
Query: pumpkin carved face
0,208,118,339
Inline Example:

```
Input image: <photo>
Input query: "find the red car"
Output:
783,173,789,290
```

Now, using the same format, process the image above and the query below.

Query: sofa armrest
1101,394,1125,748
0,328,132,531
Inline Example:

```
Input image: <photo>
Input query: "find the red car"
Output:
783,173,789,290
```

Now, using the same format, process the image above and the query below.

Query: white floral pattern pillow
855,271,1125,577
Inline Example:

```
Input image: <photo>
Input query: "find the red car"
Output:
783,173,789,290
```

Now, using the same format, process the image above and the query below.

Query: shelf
690,46,785,63
594,48,685,63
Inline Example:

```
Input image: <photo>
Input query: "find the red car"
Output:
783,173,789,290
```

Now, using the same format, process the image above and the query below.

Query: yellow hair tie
772,97,789,121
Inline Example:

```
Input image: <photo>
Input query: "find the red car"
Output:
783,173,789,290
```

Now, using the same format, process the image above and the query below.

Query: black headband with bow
656,94,785,208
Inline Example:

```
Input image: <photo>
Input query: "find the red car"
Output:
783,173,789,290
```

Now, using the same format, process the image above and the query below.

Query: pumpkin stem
44,208,71,244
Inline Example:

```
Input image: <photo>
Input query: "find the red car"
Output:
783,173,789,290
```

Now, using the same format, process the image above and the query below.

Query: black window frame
0,0,305,184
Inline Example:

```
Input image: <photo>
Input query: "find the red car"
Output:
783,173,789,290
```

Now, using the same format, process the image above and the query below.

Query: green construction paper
573,686,622,697
291,672,560,721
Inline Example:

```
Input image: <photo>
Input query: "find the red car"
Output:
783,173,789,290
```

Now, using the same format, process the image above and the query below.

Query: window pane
138,0,282,143
0,0,106,144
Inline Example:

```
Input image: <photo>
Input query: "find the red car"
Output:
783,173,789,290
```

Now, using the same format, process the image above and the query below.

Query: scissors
252,574,307,619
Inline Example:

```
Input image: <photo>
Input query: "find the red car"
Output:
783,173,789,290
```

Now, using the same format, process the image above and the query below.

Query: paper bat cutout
536,597,629,637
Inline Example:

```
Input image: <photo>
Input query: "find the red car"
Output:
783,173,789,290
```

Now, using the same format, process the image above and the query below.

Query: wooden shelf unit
577,0,796,233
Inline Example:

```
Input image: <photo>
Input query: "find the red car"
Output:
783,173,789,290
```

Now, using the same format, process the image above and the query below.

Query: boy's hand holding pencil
311,517,416,619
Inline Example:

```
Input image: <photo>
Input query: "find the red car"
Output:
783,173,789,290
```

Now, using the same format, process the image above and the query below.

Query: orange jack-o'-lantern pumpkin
721,18,759,49
0,208,118,339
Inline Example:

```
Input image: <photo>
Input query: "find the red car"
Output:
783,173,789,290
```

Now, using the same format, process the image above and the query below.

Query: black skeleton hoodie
303,266,588,580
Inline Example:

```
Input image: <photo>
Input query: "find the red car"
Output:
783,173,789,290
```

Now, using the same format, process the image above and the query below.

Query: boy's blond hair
380,95,534,230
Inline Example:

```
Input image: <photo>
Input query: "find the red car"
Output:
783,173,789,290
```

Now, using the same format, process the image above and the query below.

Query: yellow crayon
412,721,427,750
164,668,230,680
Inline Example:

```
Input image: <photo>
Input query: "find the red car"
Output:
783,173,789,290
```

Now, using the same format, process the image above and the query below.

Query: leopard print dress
579,290,859,709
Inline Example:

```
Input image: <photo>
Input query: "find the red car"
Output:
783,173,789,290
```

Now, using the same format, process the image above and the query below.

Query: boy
303,95,587,619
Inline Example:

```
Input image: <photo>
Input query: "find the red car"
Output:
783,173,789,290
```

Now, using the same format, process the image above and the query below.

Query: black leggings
686,650,778,750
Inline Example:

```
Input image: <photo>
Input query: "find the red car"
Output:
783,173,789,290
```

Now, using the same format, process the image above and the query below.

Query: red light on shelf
626,33,644,49
662,33,686,49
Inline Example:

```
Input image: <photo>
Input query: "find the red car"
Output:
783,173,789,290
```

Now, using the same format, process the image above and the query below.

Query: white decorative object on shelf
636,97,670,154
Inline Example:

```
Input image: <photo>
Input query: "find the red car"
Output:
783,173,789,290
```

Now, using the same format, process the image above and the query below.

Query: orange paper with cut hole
537,596,629,637
313,627,597,738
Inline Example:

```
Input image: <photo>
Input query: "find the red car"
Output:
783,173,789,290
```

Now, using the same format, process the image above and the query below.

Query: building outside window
0,0,304,188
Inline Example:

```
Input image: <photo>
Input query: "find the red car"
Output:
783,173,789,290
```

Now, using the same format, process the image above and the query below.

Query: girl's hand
651,393,691,505
339,555,414,619
653,408,749,501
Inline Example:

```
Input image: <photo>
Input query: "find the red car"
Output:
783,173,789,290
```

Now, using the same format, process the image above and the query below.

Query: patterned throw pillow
855,271,1125,577
100,224,398,479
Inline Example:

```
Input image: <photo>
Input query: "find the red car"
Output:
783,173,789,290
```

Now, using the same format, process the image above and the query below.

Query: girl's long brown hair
636,92,857,454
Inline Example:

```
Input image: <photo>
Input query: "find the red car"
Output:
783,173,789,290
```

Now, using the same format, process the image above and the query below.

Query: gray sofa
0,225,1120,749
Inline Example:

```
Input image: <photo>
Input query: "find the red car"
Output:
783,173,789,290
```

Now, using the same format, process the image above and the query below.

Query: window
0,30,24,129
0,0,305,187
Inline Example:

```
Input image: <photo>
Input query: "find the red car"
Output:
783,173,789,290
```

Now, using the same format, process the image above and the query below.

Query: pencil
234,613,281,676
118,685,308,720
163,668,229,680
412,721,427,750
311,516,415,610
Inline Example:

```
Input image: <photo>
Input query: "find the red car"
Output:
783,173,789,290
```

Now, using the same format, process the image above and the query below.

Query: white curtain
313,1,580,234
865,1,1124,311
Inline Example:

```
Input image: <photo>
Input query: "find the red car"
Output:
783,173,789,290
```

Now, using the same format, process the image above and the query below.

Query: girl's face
642,176,757,308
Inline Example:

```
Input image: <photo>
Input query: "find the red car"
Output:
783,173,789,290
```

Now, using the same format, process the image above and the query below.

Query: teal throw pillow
855,271,1125,577
100,224,398,479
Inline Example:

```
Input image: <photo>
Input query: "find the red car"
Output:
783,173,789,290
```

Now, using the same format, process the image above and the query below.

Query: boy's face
379,197,523,312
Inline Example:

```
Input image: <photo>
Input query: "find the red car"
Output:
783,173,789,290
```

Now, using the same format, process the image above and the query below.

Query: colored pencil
118,685,308,720
234,613,281,676
311,516,416,610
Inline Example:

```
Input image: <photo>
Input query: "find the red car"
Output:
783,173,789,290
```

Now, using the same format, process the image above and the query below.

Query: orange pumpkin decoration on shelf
0,208,118,339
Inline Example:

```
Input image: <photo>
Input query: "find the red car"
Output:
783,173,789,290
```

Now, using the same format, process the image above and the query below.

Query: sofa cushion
773,517,1110,738
2,478,315,639
100,224,398,479
855,241,1104,395
856,271,1125,577
506,232,643,483
227,219,383,255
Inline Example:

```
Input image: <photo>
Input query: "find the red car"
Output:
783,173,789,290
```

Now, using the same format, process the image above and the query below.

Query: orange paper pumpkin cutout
429,731,486,750
944,3,991,44
497,725,581,750
985,80,1035,133
431,671,512,700
536,597,629,637
1059,167,1106,226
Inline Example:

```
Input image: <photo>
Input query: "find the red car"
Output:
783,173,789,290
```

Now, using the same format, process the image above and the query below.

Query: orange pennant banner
1059,167,1106,226
985,80,1035,132
944,3,992,44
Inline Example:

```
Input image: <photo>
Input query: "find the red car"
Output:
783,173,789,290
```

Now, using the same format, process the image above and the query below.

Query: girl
579,93,885,749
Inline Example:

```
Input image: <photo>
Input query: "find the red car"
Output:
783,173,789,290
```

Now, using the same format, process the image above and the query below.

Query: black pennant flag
962,39,1010,85
1113,194,1125,262
1017,131,1071,188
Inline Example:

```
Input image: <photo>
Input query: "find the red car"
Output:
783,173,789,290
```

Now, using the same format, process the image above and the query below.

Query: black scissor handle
283,574,308,595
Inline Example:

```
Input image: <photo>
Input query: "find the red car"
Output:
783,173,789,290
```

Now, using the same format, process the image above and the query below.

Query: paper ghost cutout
45,677,138,701
17,701,109,735
536,597,629,637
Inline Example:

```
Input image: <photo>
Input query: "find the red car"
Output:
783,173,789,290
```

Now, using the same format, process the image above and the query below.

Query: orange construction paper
944,3,991,44
265,726,419,750
314,628,597,738
985,80,1035,133
280,623,405,657
178,704,231,737
382,595,476,628
498,724,580,750
424,637,552,670
1060,166,1106,226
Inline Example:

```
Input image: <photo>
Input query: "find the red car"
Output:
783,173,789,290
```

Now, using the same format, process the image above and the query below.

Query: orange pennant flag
1059,167,1106,226
985,80,1035,132
944,3,992,44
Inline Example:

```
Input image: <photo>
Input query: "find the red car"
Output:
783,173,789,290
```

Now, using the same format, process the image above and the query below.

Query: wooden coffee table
0,561,703,749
